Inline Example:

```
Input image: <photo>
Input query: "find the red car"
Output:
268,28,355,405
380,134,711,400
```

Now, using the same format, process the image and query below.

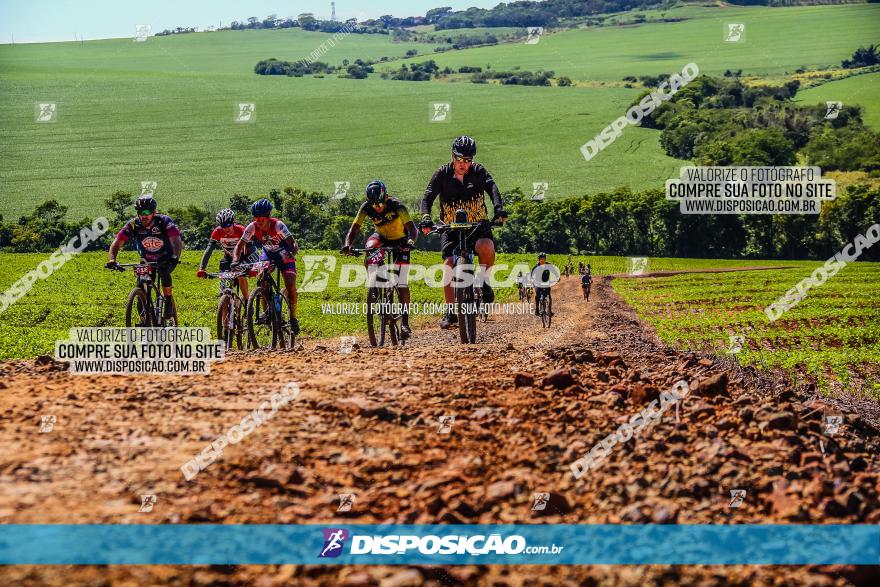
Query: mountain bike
536,289,553,328
429,211,502,344
348,245,408,347
243,260,296,350
108,261,177,327
206,268,248,350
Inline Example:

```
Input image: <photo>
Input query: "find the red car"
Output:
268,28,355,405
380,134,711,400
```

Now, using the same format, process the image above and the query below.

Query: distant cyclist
232,199,300,336
342,180,417,339
516,271,525,299
532,252,553,317
105,195,182,320
581,264,592,301
196,208,256,300
578,261,585,275
418,135,508,329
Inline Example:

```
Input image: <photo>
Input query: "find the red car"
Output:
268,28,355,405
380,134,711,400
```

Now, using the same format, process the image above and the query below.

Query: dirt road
1,276,878,585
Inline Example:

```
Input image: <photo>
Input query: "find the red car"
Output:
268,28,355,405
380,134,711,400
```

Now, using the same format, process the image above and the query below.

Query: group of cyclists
103,135,593,342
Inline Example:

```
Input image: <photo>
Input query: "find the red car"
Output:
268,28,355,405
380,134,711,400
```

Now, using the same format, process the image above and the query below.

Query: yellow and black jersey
353,197,412,241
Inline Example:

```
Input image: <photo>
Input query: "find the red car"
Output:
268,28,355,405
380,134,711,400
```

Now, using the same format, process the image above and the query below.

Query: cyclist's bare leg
282,272,297,321
474,238,495,285
396,263,411,329
442,256,455,305
237,277,249,302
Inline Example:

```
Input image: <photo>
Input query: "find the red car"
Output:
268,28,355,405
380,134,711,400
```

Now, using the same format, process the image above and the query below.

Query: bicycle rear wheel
273,293,294,349
125,288,154,327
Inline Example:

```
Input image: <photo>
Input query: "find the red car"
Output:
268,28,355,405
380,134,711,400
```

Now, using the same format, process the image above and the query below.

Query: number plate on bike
134,265,152,276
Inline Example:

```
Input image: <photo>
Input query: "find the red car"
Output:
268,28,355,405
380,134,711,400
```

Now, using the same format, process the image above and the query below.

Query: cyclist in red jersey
195,208,255,301
232,199,300,336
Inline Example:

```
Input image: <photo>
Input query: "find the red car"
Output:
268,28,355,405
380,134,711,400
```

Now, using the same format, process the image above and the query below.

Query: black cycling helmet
365,180,387,205
451,135,476,158
135,195,157,213
538,252,547,259
216,208,235,226
251,198,272,217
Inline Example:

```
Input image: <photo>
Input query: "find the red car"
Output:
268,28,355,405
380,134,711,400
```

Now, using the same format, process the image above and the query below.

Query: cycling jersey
210,224,247,257
241,218,296,275
354,197,412,241
116,214,180,263
420,162,503,224
582,274,592,287
532,264,553,291
241,218,294,255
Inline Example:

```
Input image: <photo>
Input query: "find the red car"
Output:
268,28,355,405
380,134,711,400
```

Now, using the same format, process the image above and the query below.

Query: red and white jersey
241,218,293,254
209,224,246,257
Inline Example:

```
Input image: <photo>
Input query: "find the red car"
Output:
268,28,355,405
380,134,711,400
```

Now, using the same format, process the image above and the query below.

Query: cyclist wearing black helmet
342,180,418,337
232,198,301,336
533,252,553,317
105,195,183,319
196,208,256,301
418,135,508,329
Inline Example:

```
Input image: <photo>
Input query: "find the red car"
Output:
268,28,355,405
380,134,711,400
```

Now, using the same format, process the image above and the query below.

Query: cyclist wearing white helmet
196,208,255,301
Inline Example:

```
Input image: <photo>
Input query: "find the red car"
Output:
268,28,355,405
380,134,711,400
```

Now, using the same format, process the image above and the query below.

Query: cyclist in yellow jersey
342,180,417,337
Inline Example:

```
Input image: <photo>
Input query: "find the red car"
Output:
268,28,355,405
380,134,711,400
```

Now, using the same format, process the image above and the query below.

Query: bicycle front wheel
455,259,477,344
246,286,273,349
125,288,153,327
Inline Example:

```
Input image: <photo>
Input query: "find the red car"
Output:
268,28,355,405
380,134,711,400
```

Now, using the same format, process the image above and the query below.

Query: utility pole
331,2,336,22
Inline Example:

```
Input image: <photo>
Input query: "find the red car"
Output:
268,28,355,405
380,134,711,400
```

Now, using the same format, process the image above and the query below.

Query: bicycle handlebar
427,218,502,236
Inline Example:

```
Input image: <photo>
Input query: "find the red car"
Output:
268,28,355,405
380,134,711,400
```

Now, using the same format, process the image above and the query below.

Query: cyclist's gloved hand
341,245,352,256
494,207,509,224
196,269,207,279
105,260,119,271
167,257,180,271
406,238,415,248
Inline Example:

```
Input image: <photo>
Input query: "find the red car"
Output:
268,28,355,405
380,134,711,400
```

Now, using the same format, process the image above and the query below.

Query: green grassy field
1,4,878,220
797,72,880,131
395,4,880,80
0,250,762,359
613,262,880,395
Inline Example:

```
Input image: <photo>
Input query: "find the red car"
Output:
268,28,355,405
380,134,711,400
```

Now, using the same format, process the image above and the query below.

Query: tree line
3,183,878,262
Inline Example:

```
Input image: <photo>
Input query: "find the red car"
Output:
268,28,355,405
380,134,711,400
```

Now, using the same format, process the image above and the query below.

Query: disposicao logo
319,528,349,558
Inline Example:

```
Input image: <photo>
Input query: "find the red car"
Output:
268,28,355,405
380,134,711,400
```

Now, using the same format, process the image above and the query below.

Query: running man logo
300,255,337,292
532,492,550,511
728,489,747,508
438,415,455,434
825,101,843,120
337,493,356,512
333,181,350,199
531,182,549,201
728,335,745,354
35,103,57,123
724,23,745,43
39,415,56,433
629,257,648,275
134,24,151,42
431,102,451,123
139,494,157,512
823,415,843,436
319,528,349,558
235,103,256,123
525,27,544,44
140,181,157,197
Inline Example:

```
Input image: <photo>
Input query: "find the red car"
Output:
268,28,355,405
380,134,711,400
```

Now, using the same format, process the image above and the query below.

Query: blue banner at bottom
0,524,877,565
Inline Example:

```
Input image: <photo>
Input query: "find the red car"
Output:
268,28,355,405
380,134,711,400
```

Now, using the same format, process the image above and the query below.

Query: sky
0,0,500,44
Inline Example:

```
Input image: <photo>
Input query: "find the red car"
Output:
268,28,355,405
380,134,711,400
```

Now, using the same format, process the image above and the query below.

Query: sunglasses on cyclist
453,155,473,163
138,209,154,216
220,222,234,228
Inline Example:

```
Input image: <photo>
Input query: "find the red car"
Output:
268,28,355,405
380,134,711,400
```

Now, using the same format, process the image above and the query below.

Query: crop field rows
613,264,880,396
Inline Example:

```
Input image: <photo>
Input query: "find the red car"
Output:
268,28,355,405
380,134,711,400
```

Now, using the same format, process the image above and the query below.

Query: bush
557,76,573,87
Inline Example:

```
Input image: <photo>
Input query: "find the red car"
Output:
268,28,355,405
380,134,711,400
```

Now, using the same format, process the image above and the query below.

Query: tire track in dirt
1,275,877,586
